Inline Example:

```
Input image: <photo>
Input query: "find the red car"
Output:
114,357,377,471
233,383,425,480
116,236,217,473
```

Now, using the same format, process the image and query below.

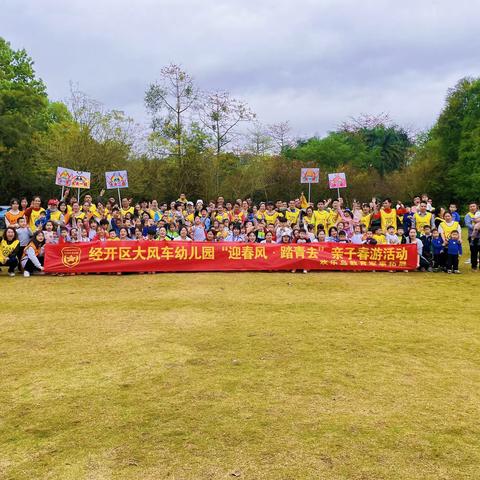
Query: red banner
44,241,418,273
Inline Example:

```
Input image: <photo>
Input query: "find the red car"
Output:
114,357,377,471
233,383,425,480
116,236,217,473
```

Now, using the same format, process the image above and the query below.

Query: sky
3,0,480,138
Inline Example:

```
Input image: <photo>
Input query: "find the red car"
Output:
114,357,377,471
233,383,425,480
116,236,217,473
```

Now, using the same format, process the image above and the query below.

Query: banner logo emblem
61,247,81,268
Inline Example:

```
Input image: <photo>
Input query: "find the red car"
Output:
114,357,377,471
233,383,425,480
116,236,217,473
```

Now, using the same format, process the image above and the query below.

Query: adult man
465,203,480,270
120,198,134,217
213,204,229,222
412,201,435,233
284,200,300,225
264,202,282,225
313,200,330,232
379,198,399,232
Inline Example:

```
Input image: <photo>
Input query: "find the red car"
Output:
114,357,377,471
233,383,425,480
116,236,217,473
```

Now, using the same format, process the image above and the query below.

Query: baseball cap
48,199,59,206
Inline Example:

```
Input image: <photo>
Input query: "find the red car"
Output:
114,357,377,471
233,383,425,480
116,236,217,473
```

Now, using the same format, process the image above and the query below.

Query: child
58,227,70,244
351,225,363,244
420,225,433,267
396,226,407,244
21,230,45,277
296,229,311,244
431,229,444,271
43,220,58,244
16,216,32,264
373,227,386,245
34,210,47,231
338,230,350,243
446,231,462,274
363,230,377,245
108,230,119,241
306,223,316,242
385,225,399,244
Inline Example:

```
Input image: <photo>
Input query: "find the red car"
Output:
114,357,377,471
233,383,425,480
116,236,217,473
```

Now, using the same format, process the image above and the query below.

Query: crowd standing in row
1,189,480,276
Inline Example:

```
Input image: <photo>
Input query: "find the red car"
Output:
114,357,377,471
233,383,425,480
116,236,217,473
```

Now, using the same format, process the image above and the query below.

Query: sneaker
303,269,308,274
465,259,471,264
291,269,296,273
447,270,452,274
454,270,461,274
23,271,30,277
8,272,15,277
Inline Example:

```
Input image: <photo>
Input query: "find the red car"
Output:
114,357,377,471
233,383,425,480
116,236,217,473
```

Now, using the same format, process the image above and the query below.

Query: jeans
1,256,18,273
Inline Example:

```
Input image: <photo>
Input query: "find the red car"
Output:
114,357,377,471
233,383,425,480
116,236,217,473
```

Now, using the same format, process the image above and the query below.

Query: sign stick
77,188,80,202
337,187,340,200
308,181,312,204
61,186,65,200
117,187,122,208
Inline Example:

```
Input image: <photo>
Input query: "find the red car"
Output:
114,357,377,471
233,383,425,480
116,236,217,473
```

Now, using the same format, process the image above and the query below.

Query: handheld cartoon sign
105,170,128,206
69,171,91,201
300,168,320,203
328,172,347,199
55,167,75,198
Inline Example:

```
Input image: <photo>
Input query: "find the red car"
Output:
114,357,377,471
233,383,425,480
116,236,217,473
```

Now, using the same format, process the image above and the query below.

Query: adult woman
24,196,45,232
434,207,446,229
64,202,85,227
0,227,20,276
406,228,430,271
118,227,131,241
21,230,45,277
174,226,192,241
326,226,339,242
205,230,217,242
302,207,316,231
438,211,461,243
5,198,24,228
260,231,274,244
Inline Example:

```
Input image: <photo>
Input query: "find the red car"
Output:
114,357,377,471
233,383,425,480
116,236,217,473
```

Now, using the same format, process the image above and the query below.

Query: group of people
2,189,479,276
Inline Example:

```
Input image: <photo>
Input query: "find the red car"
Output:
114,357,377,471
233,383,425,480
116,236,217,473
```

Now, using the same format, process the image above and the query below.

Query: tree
429,77,480,202
245,122,273,156
339,114,413,176
34,87,144,197
268,121,292,153
198,90,255,154
0,37,53,199
145,64,198,158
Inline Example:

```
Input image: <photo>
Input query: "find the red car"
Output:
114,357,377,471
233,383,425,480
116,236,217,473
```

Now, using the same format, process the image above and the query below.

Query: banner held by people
45,241,418,273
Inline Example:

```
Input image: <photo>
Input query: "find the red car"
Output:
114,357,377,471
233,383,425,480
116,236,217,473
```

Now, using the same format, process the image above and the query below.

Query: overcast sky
3,0,480,137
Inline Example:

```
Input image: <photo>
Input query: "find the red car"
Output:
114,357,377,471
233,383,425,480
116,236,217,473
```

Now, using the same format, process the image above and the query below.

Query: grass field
1,269,480,479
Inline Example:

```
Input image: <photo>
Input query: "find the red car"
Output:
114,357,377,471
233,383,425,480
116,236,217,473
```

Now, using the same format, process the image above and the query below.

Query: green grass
1,269,480,479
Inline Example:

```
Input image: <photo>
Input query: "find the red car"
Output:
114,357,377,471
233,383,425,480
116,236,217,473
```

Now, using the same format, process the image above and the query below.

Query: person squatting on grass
1,191,477,276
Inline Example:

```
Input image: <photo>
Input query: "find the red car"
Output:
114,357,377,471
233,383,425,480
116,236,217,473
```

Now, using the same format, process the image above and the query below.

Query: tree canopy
1,36,479,208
